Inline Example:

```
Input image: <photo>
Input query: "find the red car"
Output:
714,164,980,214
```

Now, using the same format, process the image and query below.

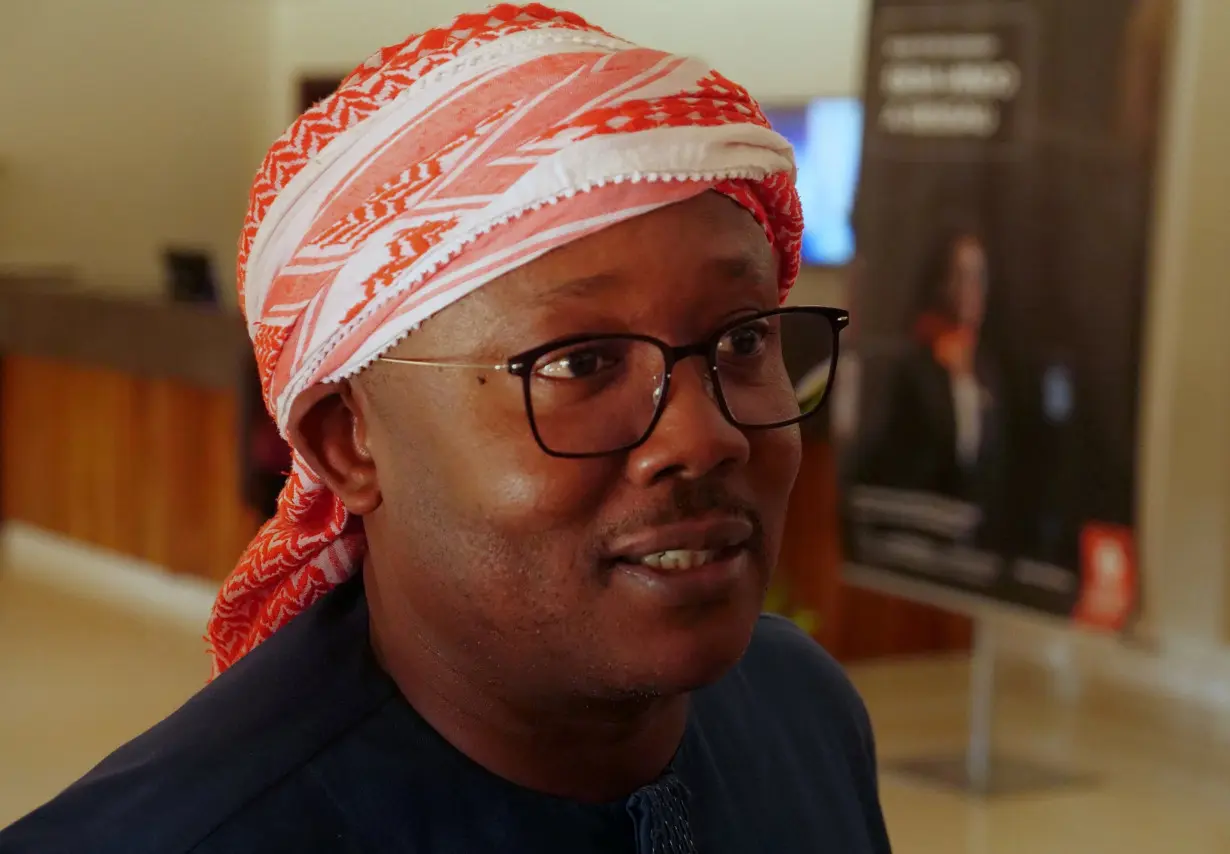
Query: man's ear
288,381,382,515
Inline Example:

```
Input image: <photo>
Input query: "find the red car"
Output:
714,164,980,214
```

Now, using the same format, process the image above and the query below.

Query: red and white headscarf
208,3,804,677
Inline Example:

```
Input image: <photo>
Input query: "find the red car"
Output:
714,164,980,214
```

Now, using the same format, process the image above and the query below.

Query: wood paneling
778,439,973,662
0,286,248,391
1,356,260,581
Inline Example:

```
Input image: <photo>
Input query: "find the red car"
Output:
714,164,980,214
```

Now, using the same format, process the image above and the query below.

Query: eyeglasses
379,306,849,459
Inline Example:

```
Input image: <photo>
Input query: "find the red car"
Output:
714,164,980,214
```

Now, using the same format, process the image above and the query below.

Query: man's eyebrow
545,272,625,300
543,252,775,300
700,252,776,284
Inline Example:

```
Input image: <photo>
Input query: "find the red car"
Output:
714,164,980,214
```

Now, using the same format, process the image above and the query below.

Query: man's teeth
634,549,718,571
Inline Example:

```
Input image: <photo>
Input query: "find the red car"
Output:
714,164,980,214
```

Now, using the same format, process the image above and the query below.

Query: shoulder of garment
687,613,891,851
706,613,876,738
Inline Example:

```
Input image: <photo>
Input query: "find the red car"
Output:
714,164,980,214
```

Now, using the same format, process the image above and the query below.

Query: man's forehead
536,251,777,301
384,198,777,356
505,199,776,297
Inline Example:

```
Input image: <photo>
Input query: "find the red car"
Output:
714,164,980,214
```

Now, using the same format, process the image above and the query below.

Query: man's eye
718,322,770,359
536,346,619,380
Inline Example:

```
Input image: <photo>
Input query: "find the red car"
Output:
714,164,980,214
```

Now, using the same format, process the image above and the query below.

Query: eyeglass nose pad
651,367,715,410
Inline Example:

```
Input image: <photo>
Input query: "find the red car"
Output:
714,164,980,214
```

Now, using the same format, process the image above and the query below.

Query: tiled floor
0,571,209,823
2,568,1229,851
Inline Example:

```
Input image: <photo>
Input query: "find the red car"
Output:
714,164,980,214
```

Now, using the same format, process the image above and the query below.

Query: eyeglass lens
526,310,837,456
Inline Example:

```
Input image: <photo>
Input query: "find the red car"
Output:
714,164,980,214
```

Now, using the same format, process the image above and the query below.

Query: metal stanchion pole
965,617,996,794
849,566,1092,797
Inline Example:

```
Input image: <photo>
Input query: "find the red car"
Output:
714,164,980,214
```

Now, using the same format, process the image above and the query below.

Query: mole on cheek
476,374,488,386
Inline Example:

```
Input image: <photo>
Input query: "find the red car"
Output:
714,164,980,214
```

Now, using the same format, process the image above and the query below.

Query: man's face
949,236,987,329
331,192,801,702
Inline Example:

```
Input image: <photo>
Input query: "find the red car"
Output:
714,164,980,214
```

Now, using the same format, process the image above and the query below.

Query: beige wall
0,0,272,297
1138,0,1230,649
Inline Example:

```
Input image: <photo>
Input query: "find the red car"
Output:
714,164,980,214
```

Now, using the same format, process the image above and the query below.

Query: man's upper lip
607,516,754,560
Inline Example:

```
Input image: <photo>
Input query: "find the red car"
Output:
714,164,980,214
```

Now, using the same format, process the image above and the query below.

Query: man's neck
365,567,689,804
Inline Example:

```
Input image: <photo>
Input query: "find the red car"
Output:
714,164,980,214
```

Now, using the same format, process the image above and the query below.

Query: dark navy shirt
0,577,891,853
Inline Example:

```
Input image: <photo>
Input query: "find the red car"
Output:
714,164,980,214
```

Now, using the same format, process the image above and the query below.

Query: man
1,5,890,852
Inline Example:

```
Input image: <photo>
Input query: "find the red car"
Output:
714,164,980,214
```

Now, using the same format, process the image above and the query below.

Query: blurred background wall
0,0,272,296
1133,0,1230,653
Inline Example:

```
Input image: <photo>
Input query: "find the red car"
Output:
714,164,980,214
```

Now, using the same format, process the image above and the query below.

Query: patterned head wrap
207,3,803,677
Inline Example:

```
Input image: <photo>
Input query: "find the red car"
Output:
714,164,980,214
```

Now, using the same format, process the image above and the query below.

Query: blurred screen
762,98,863,267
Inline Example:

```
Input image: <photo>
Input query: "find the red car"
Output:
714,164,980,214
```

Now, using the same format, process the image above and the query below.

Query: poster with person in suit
840,0,1171,630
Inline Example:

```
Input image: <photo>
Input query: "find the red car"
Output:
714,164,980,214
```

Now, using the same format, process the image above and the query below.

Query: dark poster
840,0,1171,630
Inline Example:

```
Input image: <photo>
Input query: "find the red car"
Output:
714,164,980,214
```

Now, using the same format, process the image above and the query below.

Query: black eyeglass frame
379,305,850,459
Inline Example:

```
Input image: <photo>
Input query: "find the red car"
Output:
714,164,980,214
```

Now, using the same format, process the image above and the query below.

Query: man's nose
625,360,751,487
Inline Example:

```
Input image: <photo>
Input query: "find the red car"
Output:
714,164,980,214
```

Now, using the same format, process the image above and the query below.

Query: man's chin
614,605,763,699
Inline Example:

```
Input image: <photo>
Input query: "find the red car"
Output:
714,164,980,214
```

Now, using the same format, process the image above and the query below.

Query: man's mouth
606,516,755,573
619,545,745,572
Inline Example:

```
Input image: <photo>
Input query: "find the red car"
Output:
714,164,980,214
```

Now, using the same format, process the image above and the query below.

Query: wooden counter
0,277,260,581
0,283,249,390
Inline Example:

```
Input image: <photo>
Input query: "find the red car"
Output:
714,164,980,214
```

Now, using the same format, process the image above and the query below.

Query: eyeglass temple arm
378,355,510,371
